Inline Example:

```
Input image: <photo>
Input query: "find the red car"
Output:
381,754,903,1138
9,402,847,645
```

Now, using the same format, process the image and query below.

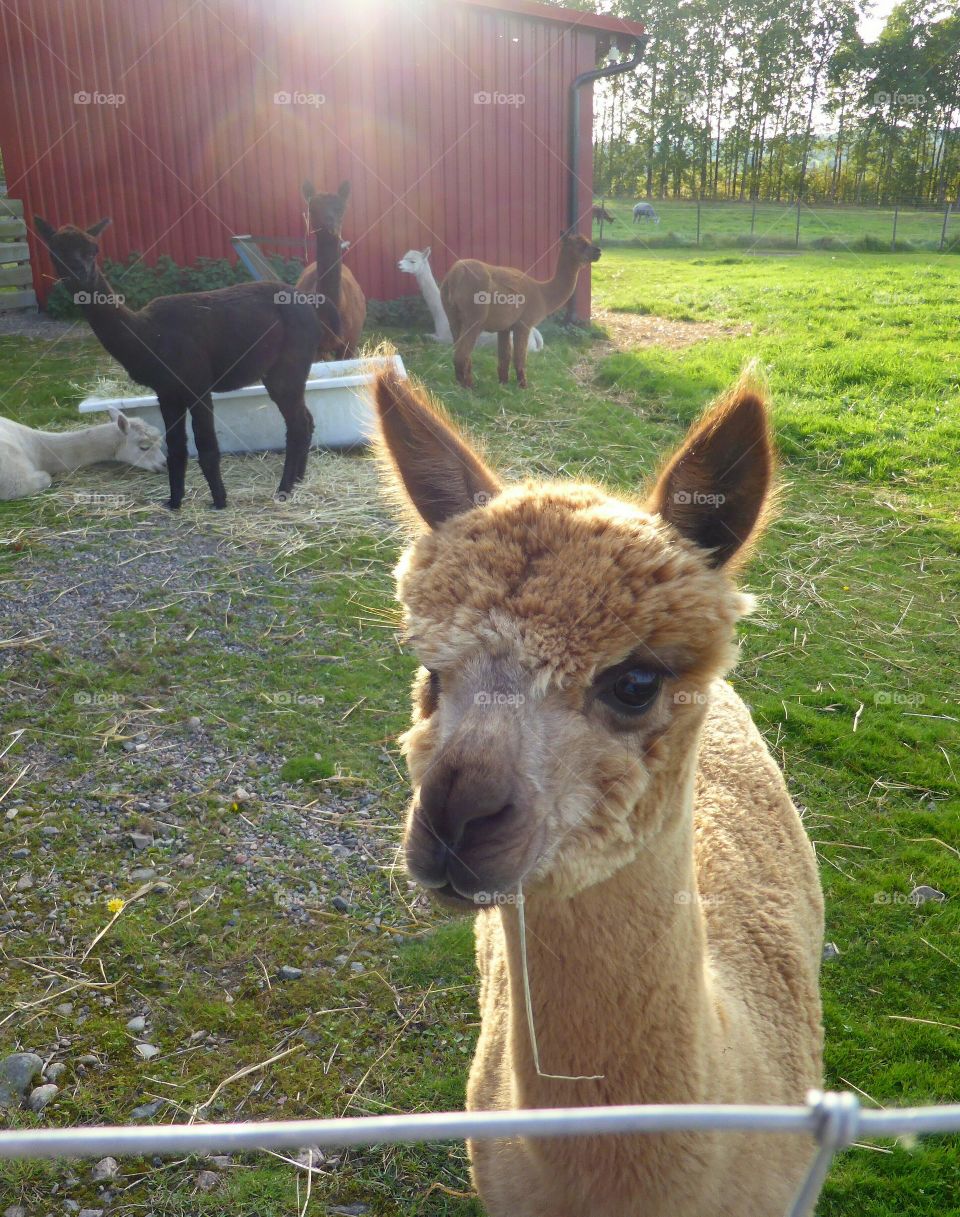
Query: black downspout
566,32,648,322
568,33,649,234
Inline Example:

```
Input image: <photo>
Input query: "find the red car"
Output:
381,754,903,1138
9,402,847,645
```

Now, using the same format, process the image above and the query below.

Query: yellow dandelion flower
231,802,240,812
107,897,125,915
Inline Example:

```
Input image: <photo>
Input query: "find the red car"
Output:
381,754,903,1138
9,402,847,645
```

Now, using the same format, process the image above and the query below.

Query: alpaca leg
264,365,314,497
512,324,531,388
159,400,189,510
273,400,313,497
0,448,52,500
190,396,227,509
453,320,484,389
497,331,512,385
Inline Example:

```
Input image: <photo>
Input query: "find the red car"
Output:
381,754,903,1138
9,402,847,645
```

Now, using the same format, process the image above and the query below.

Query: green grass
1,249,958,1214
592,197,959,253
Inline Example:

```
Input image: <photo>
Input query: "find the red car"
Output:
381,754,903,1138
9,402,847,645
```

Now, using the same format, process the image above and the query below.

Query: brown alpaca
440,231,600,389
592,203,616,224
34,216,327,509
373,370,824,1217
296,181,367,359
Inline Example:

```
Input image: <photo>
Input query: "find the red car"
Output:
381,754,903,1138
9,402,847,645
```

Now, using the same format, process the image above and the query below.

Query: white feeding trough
77,355,405,455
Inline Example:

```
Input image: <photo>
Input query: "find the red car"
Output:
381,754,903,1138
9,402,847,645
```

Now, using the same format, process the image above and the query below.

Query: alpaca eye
600,668,662,714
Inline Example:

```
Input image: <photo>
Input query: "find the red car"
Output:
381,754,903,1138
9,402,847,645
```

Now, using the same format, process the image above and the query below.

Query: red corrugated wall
0,0,616,317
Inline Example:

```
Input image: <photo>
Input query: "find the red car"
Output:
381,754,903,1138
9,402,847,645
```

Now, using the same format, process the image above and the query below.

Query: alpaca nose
418,757,515,854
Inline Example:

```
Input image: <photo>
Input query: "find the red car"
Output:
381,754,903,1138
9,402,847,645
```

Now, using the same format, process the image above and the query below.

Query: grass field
1,247,958,1215
592,197,959,254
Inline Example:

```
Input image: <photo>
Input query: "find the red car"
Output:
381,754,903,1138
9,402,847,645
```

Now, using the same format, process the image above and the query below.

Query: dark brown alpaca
440,231,600,389
34,216,330,509
296,181,367,359
592,204,615,224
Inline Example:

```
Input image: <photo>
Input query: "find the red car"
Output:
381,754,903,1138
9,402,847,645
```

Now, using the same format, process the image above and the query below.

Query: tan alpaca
440,232,599,389
373,371,824,1217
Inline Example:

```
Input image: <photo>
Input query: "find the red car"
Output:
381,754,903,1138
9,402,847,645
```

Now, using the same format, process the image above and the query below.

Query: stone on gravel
15,872,33,891
278,965,303,981
45,1062,67,1083
91,1156,119,1182
330,1206,369,1216
822,942,840,961
10,847,29,859
331,895,350,913
196,1170,220,1191
909,885,946,905
27,1083,59,1111
135,1043,160,1060
126,1015,147,1033
129,868,156,882
0,1052,43,1108
129,832,153,851
350,962,365,974
76,1054,100,1066
78,1210,104,1217
4,1204,28,1217
131,1098,164,1120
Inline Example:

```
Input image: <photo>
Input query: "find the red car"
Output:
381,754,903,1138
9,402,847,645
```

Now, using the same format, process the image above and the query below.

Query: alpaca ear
338,180,351,201
423,246,431,260
34,216,57,244
302,180,316,203
108,408,129,433
87,218,111,238
374,371,501,529
646,375,773,568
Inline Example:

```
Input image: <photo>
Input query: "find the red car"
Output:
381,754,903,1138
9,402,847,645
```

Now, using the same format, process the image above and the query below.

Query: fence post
891,206,899,252
750,200,757,236
940,203,950,252
696,199,701,247
598,198,605,243
795,198,802,248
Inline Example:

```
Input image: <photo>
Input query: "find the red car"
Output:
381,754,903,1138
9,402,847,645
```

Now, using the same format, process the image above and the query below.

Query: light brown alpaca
440,232,599,389
373,371,824,1217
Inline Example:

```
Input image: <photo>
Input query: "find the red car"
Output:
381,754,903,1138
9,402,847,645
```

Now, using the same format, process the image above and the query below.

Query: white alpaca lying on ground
398,247,544,351
0,409,166,500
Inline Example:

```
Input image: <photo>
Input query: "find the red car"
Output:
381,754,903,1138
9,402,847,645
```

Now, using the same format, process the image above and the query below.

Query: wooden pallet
0,198,37,312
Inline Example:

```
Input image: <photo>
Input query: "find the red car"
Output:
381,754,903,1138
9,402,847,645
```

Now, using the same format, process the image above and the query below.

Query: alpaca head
398,247,431,275
108,409,166,473
303,180,351,237
559,230,601,266
34,216,111,293
374,372,773,904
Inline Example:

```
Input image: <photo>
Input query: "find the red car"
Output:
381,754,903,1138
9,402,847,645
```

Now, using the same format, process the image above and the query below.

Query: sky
859,0,900,43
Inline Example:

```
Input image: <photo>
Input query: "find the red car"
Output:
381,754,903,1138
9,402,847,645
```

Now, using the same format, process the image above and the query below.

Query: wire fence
592,198,960,253
3,1092,960,1217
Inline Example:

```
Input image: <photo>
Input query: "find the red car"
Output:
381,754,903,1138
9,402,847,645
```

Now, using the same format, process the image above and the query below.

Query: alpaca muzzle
407,751,534,901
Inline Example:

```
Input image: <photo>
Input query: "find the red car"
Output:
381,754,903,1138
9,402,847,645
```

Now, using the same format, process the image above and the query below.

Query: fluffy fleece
374,370,824,1217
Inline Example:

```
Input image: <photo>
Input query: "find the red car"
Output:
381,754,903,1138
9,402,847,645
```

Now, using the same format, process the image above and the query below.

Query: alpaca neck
313,229,343,308
540,247,586,314
28,422,121,475
498,760,717,1106
77,267,149,370
415,262,452,341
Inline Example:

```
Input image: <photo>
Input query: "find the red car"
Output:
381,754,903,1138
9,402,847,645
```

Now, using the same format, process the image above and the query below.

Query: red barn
0,0,644,318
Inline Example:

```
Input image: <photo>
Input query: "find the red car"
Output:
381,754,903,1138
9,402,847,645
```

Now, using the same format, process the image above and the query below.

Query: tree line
578,0,959,206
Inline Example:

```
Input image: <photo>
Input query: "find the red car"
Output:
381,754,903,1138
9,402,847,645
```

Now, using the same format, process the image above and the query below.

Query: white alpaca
0,409,166,500
398,248,544,352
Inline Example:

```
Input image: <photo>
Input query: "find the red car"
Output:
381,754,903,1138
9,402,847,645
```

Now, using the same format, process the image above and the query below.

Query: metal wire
2,1094,959,1217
